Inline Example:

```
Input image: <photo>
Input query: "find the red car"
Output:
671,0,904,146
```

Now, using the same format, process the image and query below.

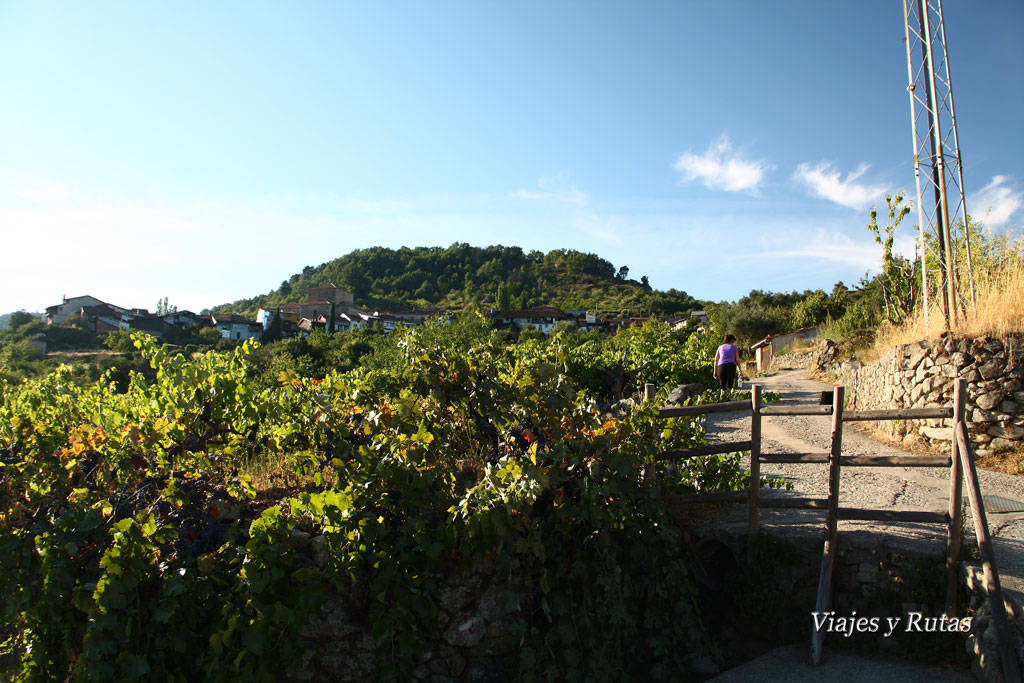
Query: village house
336,312,362,332
388,309,445,326
46,295,113,325
295,312,366,336
605,316,651,331
210,313,262,341
489,306,571,334
258,284,360,338
668,310,710,331
78,304,130,333
277,303,303,323
162,310,200,327
308,283,354,307
751,326,821,373
128,315,172,337
297,316,327,335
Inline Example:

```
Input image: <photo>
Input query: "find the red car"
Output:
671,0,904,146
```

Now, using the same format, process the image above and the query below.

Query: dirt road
704,368,1024,605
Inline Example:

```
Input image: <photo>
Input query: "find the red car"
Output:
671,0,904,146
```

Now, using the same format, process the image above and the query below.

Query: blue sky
1,1,1021,314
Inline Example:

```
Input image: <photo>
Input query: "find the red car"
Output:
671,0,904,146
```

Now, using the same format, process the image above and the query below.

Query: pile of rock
811,339,841,376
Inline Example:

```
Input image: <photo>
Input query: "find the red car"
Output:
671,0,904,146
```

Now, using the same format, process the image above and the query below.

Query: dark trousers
718,362,737,390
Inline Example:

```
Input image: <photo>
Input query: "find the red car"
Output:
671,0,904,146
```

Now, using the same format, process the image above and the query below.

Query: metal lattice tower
902,0,975,332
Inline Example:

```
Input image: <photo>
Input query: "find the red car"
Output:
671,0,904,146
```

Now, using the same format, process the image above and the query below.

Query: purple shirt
716,343,739,365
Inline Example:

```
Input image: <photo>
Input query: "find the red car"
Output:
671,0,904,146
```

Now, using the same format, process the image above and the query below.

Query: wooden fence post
946,378,965,616
956,423,1022,683
812,385,844,665
643,384,656,481
748,384,762,544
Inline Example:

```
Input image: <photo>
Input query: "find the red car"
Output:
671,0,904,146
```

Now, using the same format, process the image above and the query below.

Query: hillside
214,244,703,317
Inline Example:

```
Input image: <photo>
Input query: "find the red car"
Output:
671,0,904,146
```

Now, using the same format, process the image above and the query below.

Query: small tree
867,193,917,325
156,297,177,316
9,310,34,330
497,283,512,311
264,312,283,342
550,319,577,336
791,290,829,329
327,303,337,334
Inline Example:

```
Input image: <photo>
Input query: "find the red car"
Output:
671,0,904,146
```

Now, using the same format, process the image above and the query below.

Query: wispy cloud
571,212,628,245
753,227,888,272
1,170,923,313
7,179,72,204
793,162,886,210
974,175,1022,227
511,174,590,205
673,135,767,192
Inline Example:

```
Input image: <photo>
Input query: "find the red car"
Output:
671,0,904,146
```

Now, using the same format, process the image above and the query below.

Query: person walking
714,334,743,390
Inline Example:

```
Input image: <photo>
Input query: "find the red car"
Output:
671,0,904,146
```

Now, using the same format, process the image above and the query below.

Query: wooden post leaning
945,378,965,616
956,423,1021,683
748,384,762,547
812,385,844,666
643,384,656,481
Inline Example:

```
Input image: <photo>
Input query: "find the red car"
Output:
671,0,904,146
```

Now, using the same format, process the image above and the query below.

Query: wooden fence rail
644,378,1017,677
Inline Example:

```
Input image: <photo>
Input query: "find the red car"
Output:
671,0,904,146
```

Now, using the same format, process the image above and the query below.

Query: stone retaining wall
685,527,973,670
287,523,1006,680
288,552,523,682
816,334,1024,453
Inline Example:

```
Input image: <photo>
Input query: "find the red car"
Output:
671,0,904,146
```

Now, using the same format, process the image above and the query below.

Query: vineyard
1,316,764,681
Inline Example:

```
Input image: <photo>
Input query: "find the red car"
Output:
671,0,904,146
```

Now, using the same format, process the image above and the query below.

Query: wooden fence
645,378,1020,680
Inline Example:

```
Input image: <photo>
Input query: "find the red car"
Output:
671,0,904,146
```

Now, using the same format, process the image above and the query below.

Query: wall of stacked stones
819,334,1024,452
287,529,955,682
684,529,966,657
285,546,523,682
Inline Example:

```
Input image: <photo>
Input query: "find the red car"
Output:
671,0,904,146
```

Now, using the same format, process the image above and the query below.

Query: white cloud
10,181,71,204
673,135,767,192
793,162,886,210
974,175,1022,227
753,227,886,272
511,174,589,205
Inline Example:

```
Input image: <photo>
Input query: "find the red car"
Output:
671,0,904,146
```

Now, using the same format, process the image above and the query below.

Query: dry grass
975,445,1024,475
853,422,1024,474
870,255,1024,359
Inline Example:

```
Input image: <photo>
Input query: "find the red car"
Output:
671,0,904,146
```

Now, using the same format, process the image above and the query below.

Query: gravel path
704,368,1024,604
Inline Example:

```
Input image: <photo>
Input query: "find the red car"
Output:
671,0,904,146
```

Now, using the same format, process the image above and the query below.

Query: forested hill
214,244,703,317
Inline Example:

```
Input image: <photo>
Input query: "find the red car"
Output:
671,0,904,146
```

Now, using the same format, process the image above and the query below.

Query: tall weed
870,228,1023,357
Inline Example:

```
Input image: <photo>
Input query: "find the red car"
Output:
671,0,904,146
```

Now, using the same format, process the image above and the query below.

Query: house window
236,331,241,339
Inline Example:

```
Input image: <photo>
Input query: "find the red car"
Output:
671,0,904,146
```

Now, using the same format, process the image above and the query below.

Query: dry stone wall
815,334,1024,452
287,552,522,682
